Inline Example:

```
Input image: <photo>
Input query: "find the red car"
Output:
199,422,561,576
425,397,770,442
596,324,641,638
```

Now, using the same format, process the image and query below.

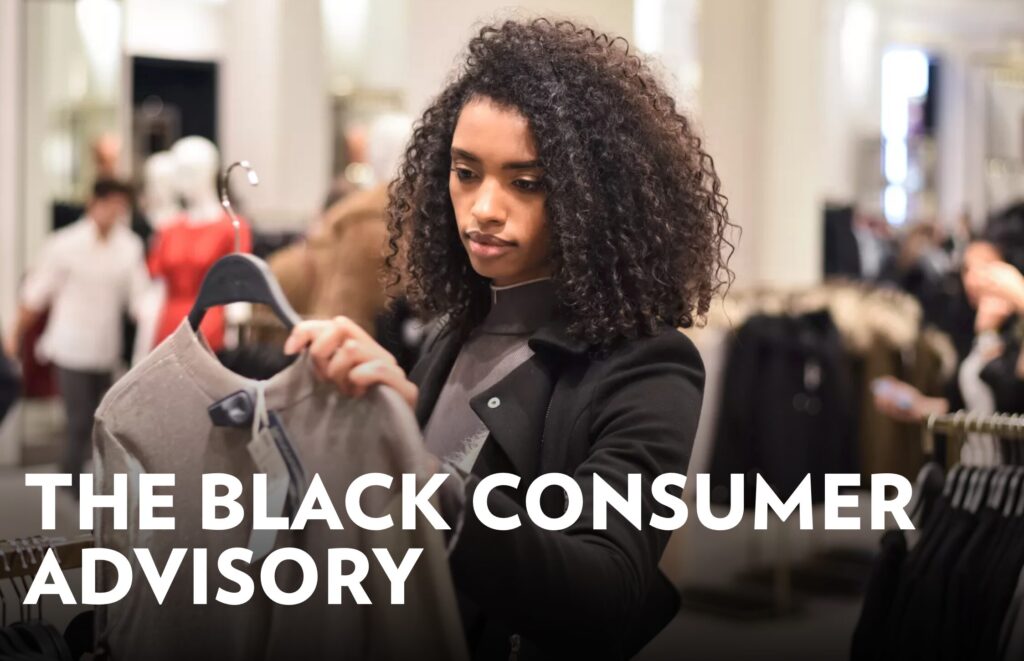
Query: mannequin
171,136,222,222
366,112,413,186
148,137,252,352
141,151,181,230
131,151,183,364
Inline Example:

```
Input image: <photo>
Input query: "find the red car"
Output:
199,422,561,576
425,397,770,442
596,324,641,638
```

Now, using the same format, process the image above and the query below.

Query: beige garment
308,183,391,326
93,319,466,661
249,184,391,346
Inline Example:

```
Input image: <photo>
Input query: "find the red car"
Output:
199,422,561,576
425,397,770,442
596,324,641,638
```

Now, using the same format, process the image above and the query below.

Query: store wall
123,0,224,62
124,0,330,229
20,1,120,280
700,0,826,289
222,0,330,228
405,0,634,117
867,0,1024,227
0,0,23,326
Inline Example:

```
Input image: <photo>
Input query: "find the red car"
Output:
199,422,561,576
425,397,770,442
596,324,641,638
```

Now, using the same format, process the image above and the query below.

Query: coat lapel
410,318,587,482
469,356,555,484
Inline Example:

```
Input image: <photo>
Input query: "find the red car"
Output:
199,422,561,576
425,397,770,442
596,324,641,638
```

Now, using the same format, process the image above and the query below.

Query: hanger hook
220,160,260,253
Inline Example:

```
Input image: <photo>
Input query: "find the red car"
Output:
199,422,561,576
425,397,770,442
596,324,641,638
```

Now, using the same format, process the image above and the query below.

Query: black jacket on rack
853,463,1024,661
709,310,859,505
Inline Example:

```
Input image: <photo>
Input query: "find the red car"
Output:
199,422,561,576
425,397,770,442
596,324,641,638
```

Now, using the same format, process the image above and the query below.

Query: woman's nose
471,179,507,225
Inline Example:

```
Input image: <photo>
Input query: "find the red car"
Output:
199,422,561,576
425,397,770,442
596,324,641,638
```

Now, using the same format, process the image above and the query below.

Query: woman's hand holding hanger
283,316,419,410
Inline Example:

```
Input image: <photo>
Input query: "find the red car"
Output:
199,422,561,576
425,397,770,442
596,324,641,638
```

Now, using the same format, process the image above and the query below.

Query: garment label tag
247,426,289,561
267,411,308,517
245,381,288,561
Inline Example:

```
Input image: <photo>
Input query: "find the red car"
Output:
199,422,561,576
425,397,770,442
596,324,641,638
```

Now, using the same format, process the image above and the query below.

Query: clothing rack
921,411,1024,463
0,535,92,581
855,410,1024,659
926,411,1024,441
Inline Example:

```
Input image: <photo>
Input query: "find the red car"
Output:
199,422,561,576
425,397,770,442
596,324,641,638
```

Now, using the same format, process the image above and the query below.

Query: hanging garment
148,214,252,352
854,465,1024,661
93,319,466,661
250,184,392,348
850,529,908,661
709,310,858,505
999,553,1024,659
16,309,57,399
0,346,18,426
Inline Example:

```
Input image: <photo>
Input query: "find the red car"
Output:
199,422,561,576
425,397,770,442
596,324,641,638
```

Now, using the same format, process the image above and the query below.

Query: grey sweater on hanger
92,320,467,661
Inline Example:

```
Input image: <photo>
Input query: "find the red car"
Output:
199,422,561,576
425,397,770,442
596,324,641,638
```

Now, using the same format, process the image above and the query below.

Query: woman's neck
481,277,556,335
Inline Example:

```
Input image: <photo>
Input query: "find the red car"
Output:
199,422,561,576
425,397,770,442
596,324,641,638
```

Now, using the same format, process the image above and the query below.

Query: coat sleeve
447,329,704,647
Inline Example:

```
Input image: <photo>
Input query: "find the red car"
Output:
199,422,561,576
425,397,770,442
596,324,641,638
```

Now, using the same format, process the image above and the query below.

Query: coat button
487,397,501,409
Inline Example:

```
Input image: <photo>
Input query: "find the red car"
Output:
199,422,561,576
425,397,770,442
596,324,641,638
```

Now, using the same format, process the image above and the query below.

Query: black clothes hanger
187,161,301,333
988,465,1011,511
1002,467,1023,517
909,450,944,525
969,467,997,514
1015,467,1024,517
944,464,963,501
953,465,975,510
910,463,944,522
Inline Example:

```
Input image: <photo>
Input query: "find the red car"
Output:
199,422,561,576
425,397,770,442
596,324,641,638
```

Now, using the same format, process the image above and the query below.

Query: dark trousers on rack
56,366,112,485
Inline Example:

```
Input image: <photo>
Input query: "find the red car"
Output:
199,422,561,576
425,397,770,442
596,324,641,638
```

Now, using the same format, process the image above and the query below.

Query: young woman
284,19,732,660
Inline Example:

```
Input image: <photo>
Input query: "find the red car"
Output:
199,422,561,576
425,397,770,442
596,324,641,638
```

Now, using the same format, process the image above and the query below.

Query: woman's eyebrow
450,147,480,162
450,147,541,170
503,159,541,171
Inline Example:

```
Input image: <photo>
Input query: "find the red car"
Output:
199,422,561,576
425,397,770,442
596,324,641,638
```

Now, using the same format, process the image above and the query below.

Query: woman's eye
452,167,476,182
513,179,543,193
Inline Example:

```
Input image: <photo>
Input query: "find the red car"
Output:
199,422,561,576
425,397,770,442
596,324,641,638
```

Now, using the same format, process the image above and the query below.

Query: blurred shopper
874,203,1024,427
879,218,975,358
5,179,149,483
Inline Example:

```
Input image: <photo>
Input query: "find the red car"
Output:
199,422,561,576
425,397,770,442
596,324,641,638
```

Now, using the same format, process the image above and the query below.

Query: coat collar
411,316,588,480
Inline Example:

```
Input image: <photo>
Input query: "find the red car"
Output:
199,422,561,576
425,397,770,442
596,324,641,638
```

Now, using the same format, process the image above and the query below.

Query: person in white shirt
5,178,150,482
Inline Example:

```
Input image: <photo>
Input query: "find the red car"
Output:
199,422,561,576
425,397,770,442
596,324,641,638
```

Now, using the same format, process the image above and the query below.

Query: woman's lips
466,232,515,258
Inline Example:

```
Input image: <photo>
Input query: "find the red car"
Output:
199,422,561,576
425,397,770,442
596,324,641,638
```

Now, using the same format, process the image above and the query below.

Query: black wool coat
409,318,705,660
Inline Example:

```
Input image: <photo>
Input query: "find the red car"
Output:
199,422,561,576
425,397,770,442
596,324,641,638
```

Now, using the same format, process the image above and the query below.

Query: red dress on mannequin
148,213,253,352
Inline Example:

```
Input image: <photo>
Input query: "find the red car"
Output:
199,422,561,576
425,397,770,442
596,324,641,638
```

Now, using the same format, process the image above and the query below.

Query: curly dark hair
386,18,734,349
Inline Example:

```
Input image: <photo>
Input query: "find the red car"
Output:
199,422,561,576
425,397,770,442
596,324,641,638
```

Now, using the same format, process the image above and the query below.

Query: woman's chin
467,259,510,282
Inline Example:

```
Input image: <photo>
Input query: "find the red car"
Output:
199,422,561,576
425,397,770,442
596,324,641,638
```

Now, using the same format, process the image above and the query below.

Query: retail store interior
1,0,1024,659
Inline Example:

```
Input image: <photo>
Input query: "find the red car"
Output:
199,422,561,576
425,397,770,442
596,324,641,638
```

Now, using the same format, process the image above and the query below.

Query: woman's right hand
283,316,418,409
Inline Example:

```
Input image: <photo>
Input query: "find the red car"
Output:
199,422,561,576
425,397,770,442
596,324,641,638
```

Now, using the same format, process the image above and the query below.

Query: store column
221,0,330,229
700,0,827,289
0,0,23,325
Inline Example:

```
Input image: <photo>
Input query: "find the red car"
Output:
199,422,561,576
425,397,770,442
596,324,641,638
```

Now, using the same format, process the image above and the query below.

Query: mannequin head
171,136,221,219
143,151,181,228
367,112,413,185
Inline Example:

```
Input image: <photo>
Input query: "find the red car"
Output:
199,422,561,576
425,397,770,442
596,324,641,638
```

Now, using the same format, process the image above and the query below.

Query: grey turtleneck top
422,277,557,473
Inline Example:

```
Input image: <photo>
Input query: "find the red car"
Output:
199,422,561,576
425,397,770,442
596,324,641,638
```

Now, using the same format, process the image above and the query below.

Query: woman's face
449,96,552,287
